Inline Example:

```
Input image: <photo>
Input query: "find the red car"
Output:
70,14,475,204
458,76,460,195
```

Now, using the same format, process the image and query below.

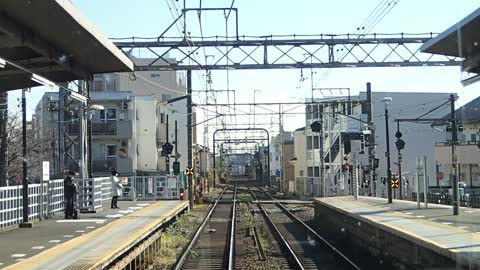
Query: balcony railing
66,121,131,138
92,158,133,173
92,122,116,135
92,158,116,172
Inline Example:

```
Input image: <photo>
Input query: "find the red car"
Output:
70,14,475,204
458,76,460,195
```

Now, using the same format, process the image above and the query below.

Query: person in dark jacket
64,171,77,219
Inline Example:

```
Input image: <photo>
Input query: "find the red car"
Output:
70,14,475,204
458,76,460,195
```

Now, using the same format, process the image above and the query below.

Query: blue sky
12,0,480,132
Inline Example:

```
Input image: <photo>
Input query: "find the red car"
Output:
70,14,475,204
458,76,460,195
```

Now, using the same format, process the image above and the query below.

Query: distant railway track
174,184,237,270
250,186,361,270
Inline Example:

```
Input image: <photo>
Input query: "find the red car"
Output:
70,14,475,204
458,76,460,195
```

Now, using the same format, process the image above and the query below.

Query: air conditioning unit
121,140,128,148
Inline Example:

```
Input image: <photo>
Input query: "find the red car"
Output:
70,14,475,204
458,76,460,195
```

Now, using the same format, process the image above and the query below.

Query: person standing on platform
111,170,123,209
64,171,77,219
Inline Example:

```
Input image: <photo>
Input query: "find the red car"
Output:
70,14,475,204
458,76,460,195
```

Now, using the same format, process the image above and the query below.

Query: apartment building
434,96,480,188
295,91,452,197
34,57,188,177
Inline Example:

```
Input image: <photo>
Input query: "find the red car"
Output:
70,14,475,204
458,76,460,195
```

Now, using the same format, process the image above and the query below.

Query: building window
299,170,304,177
160,113,165,124
150,73,161,78
106,144,117,158
306,136,313,149
471,134,477,142
313,135,319,149
306,105,311,120
92,74,114,91
275,156,279,161
161,94,171,101
314,167,320,177
100,108,116,122
312,105,319,119
307,167,313,177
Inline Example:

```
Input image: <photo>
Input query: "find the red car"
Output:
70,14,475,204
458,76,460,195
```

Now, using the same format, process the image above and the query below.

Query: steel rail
258,188,361,270
248,186,305,270
173,187,228,270
227,181,237,270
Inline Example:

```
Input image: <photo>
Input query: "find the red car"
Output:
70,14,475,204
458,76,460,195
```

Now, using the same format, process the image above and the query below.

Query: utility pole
278,104,284,193
175,120,178,162
450,94,459,215
58,84,67,175
319,108,325,197
366,83,376,196
187,70,193,209
78,81,87,180
165,114,170,174
87,81,93,178
396,121,403,200
20,88,32,228
383,97,393,204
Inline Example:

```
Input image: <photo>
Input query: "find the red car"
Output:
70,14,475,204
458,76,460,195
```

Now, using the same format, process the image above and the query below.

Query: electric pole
187,70,193,209
450,94,459,215
383,97,393,204
165,114,170,174
20,88,32,228
366,83,376,196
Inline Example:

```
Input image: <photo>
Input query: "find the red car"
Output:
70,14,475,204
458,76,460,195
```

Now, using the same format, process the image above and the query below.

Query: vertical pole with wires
20,88,32,227
187,70,193,209
450,94,459,215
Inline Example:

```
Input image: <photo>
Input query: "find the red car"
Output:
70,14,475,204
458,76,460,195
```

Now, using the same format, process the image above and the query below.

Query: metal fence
120,176,181,201
0,175,181,229
0,179,64,229
410,192,480,208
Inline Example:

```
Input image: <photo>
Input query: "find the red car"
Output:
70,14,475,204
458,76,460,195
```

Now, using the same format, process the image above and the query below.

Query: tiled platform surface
0,200,188,269
315,196,480,267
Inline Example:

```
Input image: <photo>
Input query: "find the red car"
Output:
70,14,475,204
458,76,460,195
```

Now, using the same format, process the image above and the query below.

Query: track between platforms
250,186,360,270
174,185,237,270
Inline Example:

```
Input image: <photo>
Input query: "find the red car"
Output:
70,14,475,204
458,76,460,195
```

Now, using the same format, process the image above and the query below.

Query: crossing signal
390,179,399,189
179,188,184,200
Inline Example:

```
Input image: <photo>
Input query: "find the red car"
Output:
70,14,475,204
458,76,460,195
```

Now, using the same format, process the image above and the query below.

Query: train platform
314,196,480,268
0,200,188,270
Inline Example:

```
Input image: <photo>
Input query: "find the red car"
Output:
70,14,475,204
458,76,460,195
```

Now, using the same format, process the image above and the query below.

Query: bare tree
0,92,7,186
6,113,51,185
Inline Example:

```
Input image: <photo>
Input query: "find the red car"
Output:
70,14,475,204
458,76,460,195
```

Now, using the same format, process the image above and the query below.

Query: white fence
0,175,181,229
0,179,64,229
120,176,181,201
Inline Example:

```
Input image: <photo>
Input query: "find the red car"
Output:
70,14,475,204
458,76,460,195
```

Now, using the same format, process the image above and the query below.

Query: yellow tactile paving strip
4,200,188,270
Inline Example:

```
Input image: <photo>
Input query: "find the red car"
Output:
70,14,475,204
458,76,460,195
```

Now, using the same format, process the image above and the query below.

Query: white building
296,91,453,198
33,57,188,177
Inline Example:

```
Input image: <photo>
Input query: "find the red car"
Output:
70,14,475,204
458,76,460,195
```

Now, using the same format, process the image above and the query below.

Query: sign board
167,176,177,188
42,161,50,181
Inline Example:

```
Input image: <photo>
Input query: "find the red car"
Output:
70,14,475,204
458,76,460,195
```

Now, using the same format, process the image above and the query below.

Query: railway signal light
162,142,174,155
173,161,180,175
179,188,184,200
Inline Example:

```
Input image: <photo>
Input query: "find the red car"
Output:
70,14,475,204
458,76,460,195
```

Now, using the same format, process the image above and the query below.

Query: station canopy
421,7,480,74
0,0,134,91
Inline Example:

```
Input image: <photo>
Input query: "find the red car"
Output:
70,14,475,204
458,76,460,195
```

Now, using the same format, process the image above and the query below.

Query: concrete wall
293,129,306,178
282,142,295,193
314,201,457,269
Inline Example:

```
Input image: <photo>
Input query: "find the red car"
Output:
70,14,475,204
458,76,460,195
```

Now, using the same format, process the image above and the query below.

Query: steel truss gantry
114,33,461,71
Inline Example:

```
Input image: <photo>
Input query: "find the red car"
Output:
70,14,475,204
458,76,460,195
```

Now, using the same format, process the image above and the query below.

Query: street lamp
382,97,393,204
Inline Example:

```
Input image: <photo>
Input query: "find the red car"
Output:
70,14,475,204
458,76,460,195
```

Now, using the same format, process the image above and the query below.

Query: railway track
250,186,360,270
174,184,237,270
